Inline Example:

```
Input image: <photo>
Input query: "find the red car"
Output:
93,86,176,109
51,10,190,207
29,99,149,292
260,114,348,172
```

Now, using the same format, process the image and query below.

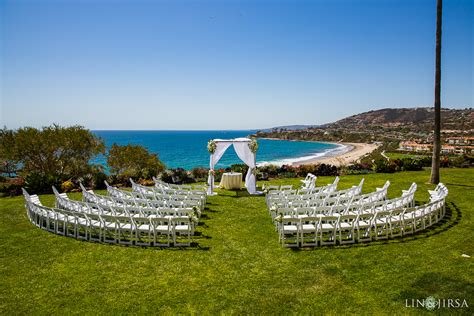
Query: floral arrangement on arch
248,139,258,153
207,140,217,154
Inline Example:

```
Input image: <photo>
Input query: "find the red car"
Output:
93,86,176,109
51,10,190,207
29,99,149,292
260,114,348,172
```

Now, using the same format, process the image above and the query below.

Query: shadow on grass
204,207,220,213
234,190,264,198
444,182,474,188
67,237,212,251
293,202,462,251
193,231,211,239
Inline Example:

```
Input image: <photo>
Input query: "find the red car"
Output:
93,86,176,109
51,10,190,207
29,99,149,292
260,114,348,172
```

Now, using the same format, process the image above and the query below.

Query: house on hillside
446,136,474,146
399,141,432,152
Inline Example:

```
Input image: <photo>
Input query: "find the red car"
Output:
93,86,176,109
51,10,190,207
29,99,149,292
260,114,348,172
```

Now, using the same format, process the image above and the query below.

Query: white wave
256,143,352,167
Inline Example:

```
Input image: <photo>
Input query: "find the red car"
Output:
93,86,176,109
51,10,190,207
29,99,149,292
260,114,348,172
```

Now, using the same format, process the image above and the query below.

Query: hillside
255,107,474,144
327,107,474,131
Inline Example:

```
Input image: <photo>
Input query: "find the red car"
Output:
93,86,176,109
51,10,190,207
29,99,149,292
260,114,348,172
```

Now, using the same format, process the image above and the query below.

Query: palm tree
430,0,443,184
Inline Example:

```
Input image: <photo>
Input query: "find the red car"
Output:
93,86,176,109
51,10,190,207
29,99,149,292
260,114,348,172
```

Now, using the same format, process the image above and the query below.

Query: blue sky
1,0,472,130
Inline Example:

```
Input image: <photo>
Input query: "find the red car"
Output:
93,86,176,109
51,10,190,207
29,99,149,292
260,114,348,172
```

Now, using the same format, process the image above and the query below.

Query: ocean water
92,130,346,170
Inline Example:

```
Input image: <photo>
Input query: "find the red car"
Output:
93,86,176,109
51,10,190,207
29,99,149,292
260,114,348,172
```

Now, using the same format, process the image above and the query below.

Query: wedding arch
207,138,259,195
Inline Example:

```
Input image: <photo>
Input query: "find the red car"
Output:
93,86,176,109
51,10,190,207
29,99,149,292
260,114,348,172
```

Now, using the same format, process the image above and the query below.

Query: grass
1,168,473,314
385,152,430,160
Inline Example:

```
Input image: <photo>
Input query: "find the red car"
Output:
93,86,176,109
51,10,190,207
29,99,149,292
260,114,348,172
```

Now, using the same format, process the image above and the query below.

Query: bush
60,179,75,192
440,156,450,168
213,169,226,182
372,160,397,173
1,125,105,194
342,162,373,175
160,168,195,184
4,125,104,179
90,167,108,189
107,144,165,183
138,178,155,186
191,167,209,182
314,164,339,176
230,164,249,175
0,177,24,196
450,155,470,168
24,173,63,194
400,158,423,171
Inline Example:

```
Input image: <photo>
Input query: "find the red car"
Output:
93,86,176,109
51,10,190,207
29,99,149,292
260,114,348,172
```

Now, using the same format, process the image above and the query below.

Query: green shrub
4,125,104,179
90,167,108,189
191,167,208,182
400,158,423,171
450,155,470,168
107,144,165,183
372,160,397,173
138,178,155,186
230,164,249,175
24,173,63,194
60,180,75,192
0,177,24,196
1,125,105,194
160,168,195,184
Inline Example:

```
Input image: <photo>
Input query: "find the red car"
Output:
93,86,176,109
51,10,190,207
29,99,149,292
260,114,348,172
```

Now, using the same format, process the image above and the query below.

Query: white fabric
232,140,257,194
206,138,258,195
207,142,232,194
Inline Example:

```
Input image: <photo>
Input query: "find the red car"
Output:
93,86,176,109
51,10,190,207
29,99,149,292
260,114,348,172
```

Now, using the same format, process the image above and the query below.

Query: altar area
207,138,260,195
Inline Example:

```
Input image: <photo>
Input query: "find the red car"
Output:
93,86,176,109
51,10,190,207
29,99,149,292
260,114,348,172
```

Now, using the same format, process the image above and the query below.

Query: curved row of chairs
103,181,205,212
300,173,317,190
269,181,411,216
22,180,209,247
274,184,415,222
265,179,447,247
266,178,367,209
131,179,207,202
82,184,203,215
152,176,206,192
265,177,340,205
59,187,198,219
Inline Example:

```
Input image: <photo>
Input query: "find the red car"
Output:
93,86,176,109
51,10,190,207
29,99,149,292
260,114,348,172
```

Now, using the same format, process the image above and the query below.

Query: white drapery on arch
207,138,258,195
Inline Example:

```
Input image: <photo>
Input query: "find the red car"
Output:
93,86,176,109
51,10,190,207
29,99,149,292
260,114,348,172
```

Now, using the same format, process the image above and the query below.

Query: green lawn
385,152,430,160
1,169,473,314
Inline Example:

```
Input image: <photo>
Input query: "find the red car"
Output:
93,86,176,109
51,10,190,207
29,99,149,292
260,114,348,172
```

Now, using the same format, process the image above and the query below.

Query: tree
11,125,105,178
0,128,20,177
430,0,442,184
107,144,165,182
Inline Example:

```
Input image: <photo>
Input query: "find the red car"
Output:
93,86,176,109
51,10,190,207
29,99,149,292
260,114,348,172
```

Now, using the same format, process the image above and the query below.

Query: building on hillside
446,136,474,146
399,141,474,154
441,145,456,154
399,141,432,152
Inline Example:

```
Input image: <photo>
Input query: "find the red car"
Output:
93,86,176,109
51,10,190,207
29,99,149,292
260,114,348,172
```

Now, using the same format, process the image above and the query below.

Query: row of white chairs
429,183,449,201
24,188,195,247
266,178,366,209
131,179,207,202
80,184,202,216
103,182,205,212
268,181,410,216
275,183,447,247
265,177,340,206
300,173,317,190
56,187,198,219
274,187,415,224
152,176,206,192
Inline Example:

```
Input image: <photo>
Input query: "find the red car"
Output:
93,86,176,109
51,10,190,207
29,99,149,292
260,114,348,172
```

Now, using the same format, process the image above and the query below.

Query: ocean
92,130,347,170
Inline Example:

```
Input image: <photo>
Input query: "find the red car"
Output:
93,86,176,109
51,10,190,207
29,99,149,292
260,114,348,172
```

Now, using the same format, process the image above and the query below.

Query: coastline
293,142,379,166
257,138,379,167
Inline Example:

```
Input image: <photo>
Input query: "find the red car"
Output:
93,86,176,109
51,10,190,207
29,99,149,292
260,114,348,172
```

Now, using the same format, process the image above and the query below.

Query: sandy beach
293,142,380,167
